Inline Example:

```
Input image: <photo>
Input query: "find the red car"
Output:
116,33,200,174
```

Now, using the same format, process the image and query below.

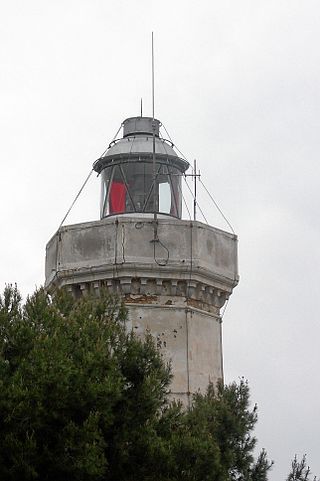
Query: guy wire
199,178,235,234
161,123,189,161
58,169,94,229
177,177,192,221
58,122,124,230
99,122,123,157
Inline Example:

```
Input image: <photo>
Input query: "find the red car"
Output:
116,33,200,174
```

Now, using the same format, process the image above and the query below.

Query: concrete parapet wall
45,215,238,302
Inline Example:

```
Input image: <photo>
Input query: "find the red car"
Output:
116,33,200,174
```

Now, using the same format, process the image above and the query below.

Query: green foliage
287,455,318,481
0,286,171,480
0,285,272,481
160,381,272,481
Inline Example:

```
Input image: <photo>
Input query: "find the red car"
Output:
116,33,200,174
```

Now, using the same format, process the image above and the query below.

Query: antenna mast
152,32,158,233
194,159,197,221
186,159,201,221
152,32,155,121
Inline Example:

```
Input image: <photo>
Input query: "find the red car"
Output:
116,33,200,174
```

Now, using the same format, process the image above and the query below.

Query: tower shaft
46,215,238,403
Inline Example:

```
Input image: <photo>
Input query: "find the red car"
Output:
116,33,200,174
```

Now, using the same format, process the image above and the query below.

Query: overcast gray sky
1,1,320,479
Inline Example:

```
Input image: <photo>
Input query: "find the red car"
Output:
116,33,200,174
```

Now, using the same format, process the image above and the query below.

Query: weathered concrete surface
127,304,223,403
45,215,238,402
45,215,238,292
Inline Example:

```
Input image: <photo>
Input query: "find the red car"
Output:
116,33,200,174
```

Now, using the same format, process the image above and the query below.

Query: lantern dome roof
93,116,189,174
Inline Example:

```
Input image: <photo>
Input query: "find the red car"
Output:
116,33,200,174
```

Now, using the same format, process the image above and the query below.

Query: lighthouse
45,115,238,404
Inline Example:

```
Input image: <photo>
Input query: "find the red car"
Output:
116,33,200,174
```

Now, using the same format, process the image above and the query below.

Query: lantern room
93,117,189,219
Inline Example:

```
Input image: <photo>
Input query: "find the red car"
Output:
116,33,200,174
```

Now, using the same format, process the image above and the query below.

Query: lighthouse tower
45,116,238,404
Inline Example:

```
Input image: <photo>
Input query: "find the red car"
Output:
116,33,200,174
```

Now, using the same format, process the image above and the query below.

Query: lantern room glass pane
101,161,182,218
159,182,171,213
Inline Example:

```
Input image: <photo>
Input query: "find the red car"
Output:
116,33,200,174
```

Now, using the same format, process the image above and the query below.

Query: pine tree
0,285,272,481
287,455,318,481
